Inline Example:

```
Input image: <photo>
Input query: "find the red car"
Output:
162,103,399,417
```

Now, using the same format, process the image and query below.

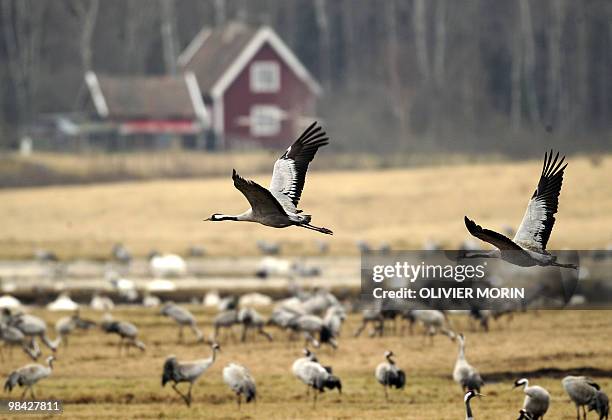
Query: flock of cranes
1,123,602,418
2,296,609,418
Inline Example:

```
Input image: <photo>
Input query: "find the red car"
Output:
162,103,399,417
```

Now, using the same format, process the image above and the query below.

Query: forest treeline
0,0,611,155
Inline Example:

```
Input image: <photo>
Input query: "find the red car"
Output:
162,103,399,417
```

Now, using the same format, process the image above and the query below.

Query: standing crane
222,363,256,408
513,378,550,420
205,122,332,235
292,349,341,407
161,343,221,407
160,302,204,343
453,334,484,393
4,356,55,399
100,317,145,354
463,151,577,269
374,350,406,400
562,376,601,420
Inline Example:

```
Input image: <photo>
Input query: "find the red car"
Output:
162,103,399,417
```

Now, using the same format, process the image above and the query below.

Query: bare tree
384,0,409,148
518,0,540,125
68,0,99,72
314,0,331,90
546,0,565,129
160,0,179,75
433,0,447,88
413,0,430,81
1,0,46,132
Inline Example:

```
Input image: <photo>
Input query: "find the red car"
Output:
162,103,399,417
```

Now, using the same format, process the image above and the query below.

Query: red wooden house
179,22,322,149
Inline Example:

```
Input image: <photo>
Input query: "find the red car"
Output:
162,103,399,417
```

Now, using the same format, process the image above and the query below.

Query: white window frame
249,61,280,93
250,105,281,137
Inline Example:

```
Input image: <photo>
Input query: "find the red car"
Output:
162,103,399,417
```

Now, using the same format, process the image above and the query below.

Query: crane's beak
203,217,212,221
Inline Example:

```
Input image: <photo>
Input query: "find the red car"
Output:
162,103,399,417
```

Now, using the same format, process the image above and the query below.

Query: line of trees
0,0,610,155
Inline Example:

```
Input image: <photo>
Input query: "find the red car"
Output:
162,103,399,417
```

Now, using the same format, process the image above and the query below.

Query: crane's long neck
465,398,473,420
521,379,529,391
211,210,254,222
386,355,395,365
458,340,466,360
210,347,218,363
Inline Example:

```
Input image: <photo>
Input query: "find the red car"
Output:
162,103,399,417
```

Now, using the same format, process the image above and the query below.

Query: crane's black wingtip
464,216,479,234
232,168,238,179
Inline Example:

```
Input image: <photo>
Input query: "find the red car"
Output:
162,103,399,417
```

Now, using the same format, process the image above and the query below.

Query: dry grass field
1,307,611,419
0,154,610,259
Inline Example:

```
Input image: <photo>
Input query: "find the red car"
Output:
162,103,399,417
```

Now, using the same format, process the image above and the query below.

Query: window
250,105,281,136
250,61,280,93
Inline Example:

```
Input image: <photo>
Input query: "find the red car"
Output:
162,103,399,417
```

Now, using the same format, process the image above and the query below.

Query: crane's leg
191,325,204,343
312,390,318,408
171,383,189,406
20,387,28,400
30,387,36,399
236,393,241,409
575,404,580,420
241,325,247,343
178,326,184,343
582,405,587,420
384,385,388,401
258,327,273,342
187,382,193,407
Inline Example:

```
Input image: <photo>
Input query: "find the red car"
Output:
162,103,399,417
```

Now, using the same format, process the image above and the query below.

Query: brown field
0,154,610,259
1,307,611,419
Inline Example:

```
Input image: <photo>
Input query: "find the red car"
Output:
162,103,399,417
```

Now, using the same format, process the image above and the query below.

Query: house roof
179,22,321,98
85,71,208,123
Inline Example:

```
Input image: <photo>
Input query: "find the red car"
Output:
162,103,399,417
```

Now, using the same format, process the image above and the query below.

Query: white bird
513,378,550,420
292,348,341,407
562,376,601,420
4,355,55,399
464,389,484,420
222,363,256,408
453,334,484,393
161,343,221,406
90,294,114,311
463,151,576,269
205,122,332,235
0,295,21,309
375,350,406,400
160,302,204,343
47,293,79,311
150,253,187,278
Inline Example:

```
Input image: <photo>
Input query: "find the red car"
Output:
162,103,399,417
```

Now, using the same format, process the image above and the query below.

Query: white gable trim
184,71,210,127
85,71,109,118
178,28,211,67
210,26,322,100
